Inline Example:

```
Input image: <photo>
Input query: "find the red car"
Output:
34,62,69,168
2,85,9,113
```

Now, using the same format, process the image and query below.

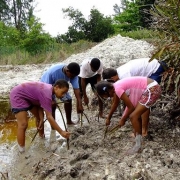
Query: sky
34,0,121,37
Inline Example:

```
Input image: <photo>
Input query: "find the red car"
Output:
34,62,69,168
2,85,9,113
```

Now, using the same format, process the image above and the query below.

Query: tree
113,1,142,32
57,7,114,43
22,17,54,54
62,6,87,31
137,0,155,28
113,0,127,15
85,8,114,42
2,0,36,32
113,0,155,32
0,0,10,22
0,21,20,47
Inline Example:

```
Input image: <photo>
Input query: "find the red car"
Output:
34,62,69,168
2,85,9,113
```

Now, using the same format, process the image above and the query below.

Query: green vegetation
148,0,180,97
56,7,115,43
0,0,179,81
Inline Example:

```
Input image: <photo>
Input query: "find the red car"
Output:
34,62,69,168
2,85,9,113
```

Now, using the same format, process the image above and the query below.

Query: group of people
9,57,167,154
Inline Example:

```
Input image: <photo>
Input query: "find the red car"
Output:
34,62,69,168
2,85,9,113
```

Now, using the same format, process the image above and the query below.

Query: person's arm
45,110,70,139
73,88,84,112
106,94,120,125
97,74,101,82
118,92,135,126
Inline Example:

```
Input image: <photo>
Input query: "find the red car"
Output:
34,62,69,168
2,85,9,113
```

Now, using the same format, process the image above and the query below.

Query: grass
0,29,159,65
0,40,97,65
118,29,160,44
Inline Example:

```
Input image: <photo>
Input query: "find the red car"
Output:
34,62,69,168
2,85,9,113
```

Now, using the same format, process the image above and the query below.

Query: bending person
78,57,104,117
95,77,161,154
9,80,70,153
41,62,83,125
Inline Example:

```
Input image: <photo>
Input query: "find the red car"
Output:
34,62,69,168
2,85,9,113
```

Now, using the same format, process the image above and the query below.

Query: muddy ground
3,92,180,180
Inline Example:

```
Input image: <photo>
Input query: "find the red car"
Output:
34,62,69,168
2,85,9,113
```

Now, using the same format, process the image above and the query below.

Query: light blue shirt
40,64,79,89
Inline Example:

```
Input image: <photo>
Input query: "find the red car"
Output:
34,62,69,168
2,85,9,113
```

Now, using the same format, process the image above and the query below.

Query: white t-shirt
78,57,103,78
117,58,160,79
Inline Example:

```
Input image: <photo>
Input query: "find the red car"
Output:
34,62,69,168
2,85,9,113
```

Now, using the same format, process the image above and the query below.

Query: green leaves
59,7,114,43
150,0,180,96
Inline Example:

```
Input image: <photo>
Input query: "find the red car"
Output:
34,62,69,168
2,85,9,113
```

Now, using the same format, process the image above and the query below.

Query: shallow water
0,109,69,177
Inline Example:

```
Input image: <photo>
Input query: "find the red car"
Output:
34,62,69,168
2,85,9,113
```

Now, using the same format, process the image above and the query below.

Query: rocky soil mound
1,34,180,180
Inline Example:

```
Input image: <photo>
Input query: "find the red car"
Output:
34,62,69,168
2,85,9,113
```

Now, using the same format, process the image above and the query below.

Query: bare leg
52,103,56,119
15,111,28,152
50,104,56,130
141,109,150,137
98,96,105,118
64,99,75,125
30,106,45,137
127,103,147,155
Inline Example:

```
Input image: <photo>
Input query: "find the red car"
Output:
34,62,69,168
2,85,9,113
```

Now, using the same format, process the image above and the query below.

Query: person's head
90,58,101,72
65,62,80,78
53,79,69,98
102,68,119,82
95,81,115,100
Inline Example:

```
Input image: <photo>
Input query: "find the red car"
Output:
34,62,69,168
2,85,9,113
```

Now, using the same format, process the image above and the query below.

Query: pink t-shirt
10,82,53,113
113,76,147,99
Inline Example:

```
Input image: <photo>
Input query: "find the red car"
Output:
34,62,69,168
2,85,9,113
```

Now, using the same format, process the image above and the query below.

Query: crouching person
9,80,70,153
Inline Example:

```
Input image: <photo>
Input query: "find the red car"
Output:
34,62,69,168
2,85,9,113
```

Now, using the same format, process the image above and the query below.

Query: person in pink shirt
9,79,70,153
95,77,161,154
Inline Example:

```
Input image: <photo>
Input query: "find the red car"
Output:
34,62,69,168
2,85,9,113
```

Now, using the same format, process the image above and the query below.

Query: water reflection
0,109,66,176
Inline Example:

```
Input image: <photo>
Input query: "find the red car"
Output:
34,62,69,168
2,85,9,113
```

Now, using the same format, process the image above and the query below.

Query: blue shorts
12,105,33,114
149,61,168,83
61,92,72,101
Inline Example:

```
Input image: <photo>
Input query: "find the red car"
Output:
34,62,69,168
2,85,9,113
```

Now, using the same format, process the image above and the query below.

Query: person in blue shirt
41,62,83,125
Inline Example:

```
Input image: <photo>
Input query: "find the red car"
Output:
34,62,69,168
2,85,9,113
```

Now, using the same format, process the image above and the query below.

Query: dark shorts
11,105,33,114
149,61,168,83
78,74,100,93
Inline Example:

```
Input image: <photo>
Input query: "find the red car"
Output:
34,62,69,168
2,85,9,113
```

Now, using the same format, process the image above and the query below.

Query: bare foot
99,113,106,119
129,132,135,138
39,133,45,138
67,121,76,125
126,145,141,155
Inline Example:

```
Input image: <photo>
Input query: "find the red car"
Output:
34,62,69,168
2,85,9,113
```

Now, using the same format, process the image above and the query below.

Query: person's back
79,57,103,78
41,64,69,84
10,81,52,112
117,58,160,79
40,62,83,125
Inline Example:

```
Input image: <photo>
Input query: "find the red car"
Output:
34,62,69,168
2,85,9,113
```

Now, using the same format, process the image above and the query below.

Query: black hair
90,58,100,71
54,79,69,89
102,68,117,80
95,81,114,96
67,62,80,76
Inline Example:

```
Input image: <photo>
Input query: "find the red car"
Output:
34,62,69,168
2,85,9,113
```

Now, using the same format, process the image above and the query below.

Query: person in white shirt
102,58,168,139
78,57,104,117
102,58,167,83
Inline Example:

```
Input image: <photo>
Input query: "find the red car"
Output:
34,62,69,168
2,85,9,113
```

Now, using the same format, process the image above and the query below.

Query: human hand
78,103,84,113
119,119,125,127
99,111,106,119
106,118,111,126
61,131,70,139
37,119,43,130
84,96,89,105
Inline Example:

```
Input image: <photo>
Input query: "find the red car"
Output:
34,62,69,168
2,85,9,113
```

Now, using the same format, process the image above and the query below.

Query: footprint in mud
70,152,89,165
71,126,90,140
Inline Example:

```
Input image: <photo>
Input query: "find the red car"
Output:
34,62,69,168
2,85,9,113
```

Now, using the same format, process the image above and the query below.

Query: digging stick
56,105,69,150
31,119,47,143
108,124,121,135
82,112,90,124
103,126,109,139
80,112,83,127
